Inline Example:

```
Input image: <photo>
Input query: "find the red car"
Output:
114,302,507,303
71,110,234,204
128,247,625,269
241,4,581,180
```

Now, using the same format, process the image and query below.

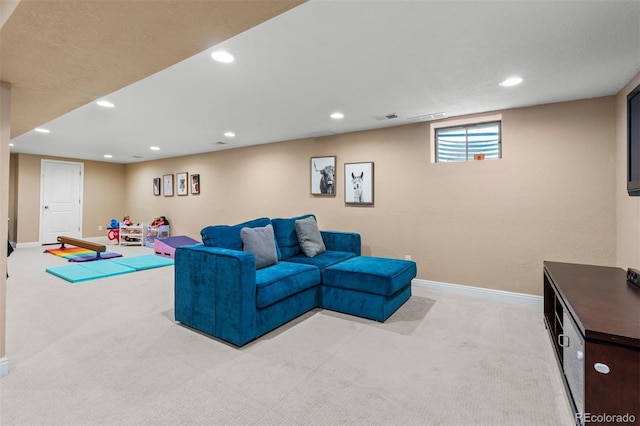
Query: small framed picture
153,177,161,196
311,156,336,196
191,174,200,195
163,174,174,197
176,172,188,196
345,162,374,205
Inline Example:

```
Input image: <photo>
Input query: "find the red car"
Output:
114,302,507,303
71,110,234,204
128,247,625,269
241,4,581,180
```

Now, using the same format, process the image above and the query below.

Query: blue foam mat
47,264,106,283
110,254,174,270
46,254,173,283
46,262,135,283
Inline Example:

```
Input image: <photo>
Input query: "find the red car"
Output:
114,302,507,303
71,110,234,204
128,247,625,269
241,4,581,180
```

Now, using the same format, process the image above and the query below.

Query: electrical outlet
627,268,640,287
98,225,103,231
404,255,412,261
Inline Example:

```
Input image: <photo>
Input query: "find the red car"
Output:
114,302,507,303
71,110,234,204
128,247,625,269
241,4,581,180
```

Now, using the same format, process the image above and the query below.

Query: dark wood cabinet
543,261,639,425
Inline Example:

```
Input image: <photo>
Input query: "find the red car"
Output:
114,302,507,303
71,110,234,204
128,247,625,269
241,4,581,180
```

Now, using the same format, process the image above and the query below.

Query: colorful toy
107,218,120,242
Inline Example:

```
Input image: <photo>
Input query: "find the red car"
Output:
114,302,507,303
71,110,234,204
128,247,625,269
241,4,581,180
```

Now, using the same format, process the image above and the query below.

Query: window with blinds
435,121,501,162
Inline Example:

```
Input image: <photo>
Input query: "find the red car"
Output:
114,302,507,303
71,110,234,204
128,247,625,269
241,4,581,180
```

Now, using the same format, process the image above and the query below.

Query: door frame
39,159,84,244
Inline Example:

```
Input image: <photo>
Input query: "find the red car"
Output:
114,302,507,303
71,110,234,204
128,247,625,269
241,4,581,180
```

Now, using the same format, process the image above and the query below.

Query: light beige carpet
0,243,574,425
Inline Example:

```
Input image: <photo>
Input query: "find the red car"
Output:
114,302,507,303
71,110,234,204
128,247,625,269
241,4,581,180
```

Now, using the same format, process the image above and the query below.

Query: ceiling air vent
211,141,227,145
407,112,447,122
372,112,398,121
130,155,143,159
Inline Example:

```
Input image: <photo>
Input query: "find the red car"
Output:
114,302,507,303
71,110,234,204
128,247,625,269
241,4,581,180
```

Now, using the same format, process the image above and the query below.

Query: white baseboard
16,236,109,249
412,278,542,306
15,241,40,249
0,357,8,378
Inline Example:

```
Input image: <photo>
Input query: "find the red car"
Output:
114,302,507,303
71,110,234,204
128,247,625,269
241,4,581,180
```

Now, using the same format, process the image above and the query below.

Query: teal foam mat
46,262,135,283
46,254,173,283
110,255,174,270
79,261,136,275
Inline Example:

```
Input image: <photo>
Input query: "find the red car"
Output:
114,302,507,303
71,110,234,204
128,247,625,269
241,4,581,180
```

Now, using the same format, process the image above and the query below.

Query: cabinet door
544,273,564,364
585,341,640,424
563,311,585,418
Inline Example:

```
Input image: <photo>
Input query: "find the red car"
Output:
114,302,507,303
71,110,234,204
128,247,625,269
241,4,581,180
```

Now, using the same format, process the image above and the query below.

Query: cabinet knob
594,363,610,374
576,350,584,361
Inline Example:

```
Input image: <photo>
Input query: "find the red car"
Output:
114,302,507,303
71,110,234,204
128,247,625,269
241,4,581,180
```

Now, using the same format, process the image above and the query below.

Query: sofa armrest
175,245,257,346
320,230,361,256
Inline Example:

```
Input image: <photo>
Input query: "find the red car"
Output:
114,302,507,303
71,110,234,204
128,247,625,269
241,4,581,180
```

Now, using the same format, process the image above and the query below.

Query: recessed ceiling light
211,50,234,63
224,131,236,138
34,128,50,133
96,100,115,108
330,112,344,119
103,154,113,158
150,146,160,151
499,77,523,87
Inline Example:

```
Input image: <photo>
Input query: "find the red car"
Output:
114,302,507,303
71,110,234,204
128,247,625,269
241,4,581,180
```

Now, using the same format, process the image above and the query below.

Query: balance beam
57,236,106,258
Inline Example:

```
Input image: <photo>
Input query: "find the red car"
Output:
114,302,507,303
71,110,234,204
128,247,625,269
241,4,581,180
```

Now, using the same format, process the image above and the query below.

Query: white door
40,160,83,244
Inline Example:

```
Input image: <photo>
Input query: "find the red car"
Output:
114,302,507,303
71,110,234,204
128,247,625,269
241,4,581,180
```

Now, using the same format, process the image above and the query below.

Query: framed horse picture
345,162,374,205
310,156,336,196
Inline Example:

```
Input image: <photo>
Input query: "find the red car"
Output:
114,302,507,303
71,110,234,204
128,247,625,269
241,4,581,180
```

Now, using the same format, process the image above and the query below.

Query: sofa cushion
241,224,278,269
255,261,320,309
201,217,272,251
295,216,326,257
272,214,316,259
323,256,417,296
284,250,356,273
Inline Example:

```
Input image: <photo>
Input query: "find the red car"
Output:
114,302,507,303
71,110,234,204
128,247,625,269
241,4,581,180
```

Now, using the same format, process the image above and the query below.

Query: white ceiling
9,0,640,164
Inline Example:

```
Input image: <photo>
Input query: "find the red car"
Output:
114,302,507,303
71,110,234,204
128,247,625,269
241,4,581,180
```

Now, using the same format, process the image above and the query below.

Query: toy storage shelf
119,223,144,246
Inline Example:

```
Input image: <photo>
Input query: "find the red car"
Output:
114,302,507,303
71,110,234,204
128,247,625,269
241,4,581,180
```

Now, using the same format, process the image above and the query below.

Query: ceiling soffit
0,0,306,138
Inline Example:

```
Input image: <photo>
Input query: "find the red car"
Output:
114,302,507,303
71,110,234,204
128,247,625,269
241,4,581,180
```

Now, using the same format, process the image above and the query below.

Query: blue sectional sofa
174,214,416,346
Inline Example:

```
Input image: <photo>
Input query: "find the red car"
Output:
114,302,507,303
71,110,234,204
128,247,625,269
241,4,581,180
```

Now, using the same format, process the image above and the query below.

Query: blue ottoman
322,256,417,322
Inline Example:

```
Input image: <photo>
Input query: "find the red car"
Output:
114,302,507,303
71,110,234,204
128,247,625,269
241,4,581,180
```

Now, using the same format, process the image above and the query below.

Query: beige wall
1,82,11,362
8,153,16,241
616,72,640,269
124,97,617,296
11,154,126,243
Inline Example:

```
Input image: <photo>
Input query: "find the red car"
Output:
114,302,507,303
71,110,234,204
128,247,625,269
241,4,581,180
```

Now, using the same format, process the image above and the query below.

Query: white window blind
435,121,501,162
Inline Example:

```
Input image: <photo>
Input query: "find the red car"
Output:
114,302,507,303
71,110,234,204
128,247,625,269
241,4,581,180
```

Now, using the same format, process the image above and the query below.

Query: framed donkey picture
344,162,374,205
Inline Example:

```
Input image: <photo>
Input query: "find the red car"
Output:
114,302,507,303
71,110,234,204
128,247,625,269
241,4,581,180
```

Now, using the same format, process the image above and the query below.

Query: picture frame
163,174,174,197
153,177,160,196
311,156,336,196
176,172,188,196
345,162,374,205
190,174,200,195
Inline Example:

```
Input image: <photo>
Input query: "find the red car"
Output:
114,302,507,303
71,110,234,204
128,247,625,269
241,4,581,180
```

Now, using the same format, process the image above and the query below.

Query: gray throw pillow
295,216,326,258
240,224,278,269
